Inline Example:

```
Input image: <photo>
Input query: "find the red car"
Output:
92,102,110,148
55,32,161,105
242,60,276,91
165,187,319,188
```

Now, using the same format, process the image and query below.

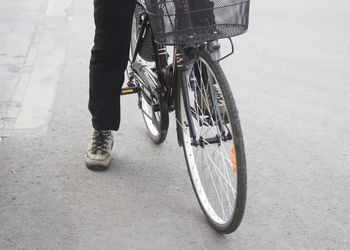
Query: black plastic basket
145,0,250,45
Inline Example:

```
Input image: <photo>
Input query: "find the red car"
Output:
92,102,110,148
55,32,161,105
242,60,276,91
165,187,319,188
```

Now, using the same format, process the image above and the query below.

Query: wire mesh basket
145,0,250,45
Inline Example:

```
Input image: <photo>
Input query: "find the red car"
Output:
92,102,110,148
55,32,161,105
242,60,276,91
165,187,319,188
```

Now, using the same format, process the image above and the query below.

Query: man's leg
86,0,136,170
89,0,136,131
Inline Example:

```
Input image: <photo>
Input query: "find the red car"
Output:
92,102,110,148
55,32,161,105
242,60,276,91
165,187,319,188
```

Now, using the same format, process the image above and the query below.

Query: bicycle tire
129,3,169,144
179,48,246,234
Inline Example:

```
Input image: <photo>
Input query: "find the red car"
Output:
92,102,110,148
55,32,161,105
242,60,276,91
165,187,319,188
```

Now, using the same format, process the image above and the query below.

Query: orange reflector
122,89,134,94
232,148,237,174
214,120,226,125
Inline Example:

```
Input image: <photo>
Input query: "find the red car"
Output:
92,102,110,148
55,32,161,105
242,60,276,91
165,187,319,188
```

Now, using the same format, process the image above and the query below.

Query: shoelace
90,130,111,155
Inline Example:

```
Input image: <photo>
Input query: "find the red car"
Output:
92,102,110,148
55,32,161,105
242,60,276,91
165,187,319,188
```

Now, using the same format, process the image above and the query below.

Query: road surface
0,0,349,249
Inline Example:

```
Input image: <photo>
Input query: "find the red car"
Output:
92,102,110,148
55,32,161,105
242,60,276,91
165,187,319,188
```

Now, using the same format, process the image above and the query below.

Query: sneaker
85,129,114,170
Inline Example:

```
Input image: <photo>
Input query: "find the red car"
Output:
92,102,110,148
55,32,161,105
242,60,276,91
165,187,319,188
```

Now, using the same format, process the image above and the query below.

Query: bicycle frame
129,1,228,147
127,0,247,234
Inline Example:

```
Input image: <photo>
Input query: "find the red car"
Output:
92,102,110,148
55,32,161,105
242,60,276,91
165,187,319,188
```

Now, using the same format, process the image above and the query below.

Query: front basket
145,0,250,45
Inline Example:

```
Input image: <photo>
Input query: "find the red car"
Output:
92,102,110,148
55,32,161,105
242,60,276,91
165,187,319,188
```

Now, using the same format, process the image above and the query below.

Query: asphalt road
0,0,349,249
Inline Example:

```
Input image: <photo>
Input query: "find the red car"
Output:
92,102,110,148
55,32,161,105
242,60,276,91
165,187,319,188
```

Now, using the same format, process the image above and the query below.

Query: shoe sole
86,161,111,171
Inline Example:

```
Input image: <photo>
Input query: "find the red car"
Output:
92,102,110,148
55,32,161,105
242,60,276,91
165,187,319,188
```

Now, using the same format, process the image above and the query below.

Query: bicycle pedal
121,87,140,95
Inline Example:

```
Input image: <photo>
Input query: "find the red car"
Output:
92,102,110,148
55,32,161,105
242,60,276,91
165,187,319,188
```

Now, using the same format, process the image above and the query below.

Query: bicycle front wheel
179,49,246,234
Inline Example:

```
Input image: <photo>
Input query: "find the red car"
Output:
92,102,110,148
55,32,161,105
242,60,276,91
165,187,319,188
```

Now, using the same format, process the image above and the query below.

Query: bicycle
121,0,249,234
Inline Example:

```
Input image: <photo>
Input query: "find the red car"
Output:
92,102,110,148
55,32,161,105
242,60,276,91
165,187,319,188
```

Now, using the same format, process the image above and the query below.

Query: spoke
192,87,218,137
203,139,233,167
197,65,220,136
202,149,227,220
203,152,234,217
203,146,234,219
202,141,236,198
219,144,235,211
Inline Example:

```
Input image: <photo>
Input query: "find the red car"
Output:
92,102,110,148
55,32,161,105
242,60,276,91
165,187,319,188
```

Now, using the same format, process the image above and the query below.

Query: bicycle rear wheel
129,3,168,144
179,49,246,234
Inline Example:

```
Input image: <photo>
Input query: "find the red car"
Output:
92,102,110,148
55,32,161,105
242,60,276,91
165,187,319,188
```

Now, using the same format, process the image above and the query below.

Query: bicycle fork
175,47,197,147
175,46,231,148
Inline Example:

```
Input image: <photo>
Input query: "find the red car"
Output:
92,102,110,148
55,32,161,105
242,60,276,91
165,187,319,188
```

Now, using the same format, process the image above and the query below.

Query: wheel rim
141,94,161,137
180,58,238,226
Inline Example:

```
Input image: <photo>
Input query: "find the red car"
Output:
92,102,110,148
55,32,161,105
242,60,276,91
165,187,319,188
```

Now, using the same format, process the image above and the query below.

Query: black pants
89,0,136,131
